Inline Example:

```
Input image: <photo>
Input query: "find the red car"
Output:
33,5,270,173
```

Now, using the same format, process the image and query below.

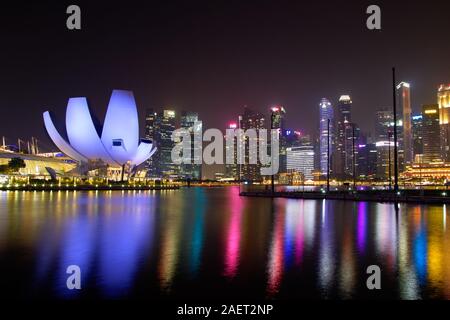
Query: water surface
0,187,449,300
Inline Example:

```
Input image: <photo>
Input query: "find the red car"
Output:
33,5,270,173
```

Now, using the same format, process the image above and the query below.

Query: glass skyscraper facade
396,82,413,170
438,84,450,161
180,111,202,180
145,109,178,178
286,145,315,180
422,104,441,163
319,98,333,175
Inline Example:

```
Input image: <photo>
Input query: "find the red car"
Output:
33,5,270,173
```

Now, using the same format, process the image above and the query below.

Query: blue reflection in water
414,227,428,285
97,194,155,297
189,188,206,276
58,214,96,298
284,200,297,268
319,200,335,295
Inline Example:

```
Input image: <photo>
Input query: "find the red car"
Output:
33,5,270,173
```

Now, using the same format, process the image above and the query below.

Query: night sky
1,0,450,151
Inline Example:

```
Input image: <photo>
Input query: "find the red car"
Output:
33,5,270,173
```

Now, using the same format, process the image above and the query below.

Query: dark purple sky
1,0,450,151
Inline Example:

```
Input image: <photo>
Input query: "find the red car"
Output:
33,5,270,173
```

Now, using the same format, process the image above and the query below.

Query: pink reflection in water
224,188,244,278
267,207,285,297
295,211,304,266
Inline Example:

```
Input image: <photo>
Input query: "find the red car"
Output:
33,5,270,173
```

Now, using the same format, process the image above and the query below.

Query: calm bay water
0,186,449,300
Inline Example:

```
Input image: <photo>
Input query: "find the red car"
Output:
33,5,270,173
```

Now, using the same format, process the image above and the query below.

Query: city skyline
3,1,450,311
1,1,450,146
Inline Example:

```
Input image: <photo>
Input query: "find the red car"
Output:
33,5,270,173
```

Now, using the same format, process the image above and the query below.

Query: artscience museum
43,90,156,177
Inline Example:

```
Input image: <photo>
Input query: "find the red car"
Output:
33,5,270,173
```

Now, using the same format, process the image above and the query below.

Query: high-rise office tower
357,143,377,179
145,108,158,177
376,141,395,181
270,105,286,130
270,106,287,173
144,109,178,178
332,95,352,178
180,111,202,180
239,106,266,182
333,95,356,178
438,84,450,161
286,144,315,180
396,82,413,170
412,114,423,160
159,110,178,177
422,104,441,163
375,108,393,140
345,123,360,176
319,98,333,175
225,121,239,180
284,130,303,148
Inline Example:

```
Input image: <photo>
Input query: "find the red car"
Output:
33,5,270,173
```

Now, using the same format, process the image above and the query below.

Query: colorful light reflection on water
1,187,450,300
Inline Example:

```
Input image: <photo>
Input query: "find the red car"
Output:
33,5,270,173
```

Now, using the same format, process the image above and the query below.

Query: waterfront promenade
240,188,450,204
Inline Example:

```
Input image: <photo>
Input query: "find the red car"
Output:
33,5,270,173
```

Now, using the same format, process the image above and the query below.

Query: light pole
388,131,392,190
238,116,242,194
352,123,356,191
418,157,421,187
327,119,330,193
270,111,275,195
392,67,399,193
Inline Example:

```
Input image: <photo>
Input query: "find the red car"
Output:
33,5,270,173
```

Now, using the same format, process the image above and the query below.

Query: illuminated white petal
43,111,88,162
131,141,157,166
65,97,118,166
101,90,139,164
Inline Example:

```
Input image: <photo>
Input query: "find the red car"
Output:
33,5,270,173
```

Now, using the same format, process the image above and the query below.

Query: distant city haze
1,1,450,151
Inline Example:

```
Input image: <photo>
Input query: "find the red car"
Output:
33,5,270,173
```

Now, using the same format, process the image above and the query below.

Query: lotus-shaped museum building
43,90,156,167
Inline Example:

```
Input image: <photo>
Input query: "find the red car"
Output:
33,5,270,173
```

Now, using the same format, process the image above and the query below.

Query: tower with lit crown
319,98,333,175
396,82,413,170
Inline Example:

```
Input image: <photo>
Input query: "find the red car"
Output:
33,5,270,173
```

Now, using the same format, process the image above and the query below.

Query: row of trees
0,158,26,174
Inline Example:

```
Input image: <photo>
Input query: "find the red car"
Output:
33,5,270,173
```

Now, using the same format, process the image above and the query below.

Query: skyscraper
180,111,202,180
333,95,355,178
422,104,441,163
357,143,377,179
159,110,178,177
376,141,395,181
239,106,266,182
396,82,413,170
412,114,423,160
319,98,333,175
145,108,158,177
270,106,287,173
286,145,315,180
144,109,178,178
270,105,286,131
375,108,393,141
225,121,239,180
438,84,450,161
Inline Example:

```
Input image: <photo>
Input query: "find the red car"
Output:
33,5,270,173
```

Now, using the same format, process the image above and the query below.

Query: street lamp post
271,111,275,195
352,123,356,191
392,67,399,193
388,131,392,190
238,116,242,194
327,119,330,193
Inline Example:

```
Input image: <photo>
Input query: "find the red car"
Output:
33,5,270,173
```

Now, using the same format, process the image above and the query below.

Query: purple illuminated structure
43,90,156,167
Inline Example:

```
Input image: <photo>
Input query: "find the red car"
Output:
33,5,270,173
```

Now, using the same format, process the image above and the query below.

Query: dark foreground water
0,186,449,300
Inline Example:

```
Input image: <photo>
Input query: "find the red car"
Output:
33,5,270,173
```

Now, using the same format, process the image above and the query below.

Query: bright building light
376,141,395,147
339,95,351,102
